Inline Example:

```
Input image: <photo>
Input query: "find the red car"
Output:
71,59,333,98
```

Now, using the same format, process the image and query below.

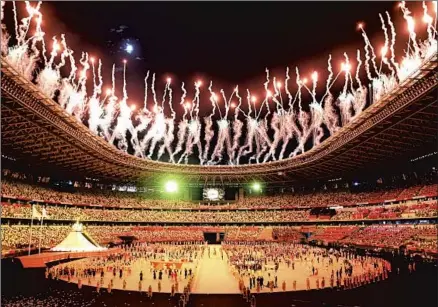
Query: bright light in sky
125,44,133,54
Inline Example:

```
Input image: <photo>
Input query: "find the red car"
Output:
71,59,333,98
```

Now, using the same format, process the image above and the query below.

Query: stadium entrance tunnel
203,232,224,244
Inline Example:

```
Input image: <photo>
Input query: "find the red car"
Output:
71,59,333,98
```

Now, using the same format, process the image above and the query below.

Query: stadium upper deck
2,56,437,184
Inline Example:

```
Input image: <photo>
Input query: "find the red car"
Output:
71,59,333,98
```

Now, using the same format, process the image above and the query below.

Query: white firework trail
360,26,379,77
271,77,283,112
237,117,257,164
278,112,294,161
36,38,60,99
379,13,395,77
193,81,201,119
157,118,175,162
203,116,214,162
259,68,271,119
310,101,324,146
1,1,9,56
264,112,281,162
1,1,5,22
209,89,235,164
323,94,339,135
295,67,303,111
2,1,436,165
352,86,368,117
180,82,188,120
355,50,363,88
342,53,350,96
203,81,217,162
172,120,188,161
422,2,437,51
285,67,293,110
400,2,420,57
385,12,400,77
359,26,374,80
230,86,243,164
55,34,69,72
167,79,175,119
151,73,158,111
18,2,39,46
12,1,19,44
143,71,150,111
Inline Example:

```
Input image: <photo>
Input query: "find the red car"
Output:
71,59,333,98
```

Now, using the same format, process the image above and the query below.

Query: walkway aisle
192,245,240,294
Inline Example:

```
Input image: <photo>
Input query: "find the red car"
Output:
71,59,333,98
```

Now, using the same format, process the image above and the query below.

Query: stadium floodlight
165,180,178,193
252,182,262,192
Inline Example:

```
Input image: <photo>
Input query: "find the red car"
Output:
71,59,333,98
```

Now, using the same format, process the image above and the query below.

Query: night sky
34,1,415,103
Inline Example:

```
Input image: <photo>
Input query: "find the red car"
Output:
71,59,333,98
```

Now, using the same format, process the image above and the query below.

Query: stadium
1,1,437,307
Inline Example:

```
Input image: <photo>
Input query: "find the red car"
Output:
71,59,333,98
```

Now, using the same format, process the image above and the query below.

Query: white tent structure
51,221,107,252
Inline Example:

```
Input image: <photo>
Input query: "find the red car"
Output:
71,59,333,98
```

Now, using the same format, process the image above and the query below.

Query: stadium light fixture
252,182,262,192
165,180,178,193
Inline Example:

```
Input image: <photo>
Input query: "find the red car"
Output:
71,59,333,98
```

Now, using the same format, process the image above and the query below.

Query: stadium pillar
183,188,191,201
238,188,244,201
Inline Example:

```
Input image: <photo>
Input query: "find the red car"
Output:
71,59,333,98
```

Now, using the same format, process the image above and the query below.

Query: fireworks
1,1,437,166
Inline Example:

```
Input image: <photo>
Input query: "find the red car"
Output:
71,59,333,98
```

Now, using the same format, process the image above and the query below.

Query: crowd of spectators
272,227,304,242
1,204,312,223
339,225,437,250
2,224,436,256
1,181,193,209
405,226,437,254
2,200,436,223
309,226,360,243
224,227,265,242
2,180,437,210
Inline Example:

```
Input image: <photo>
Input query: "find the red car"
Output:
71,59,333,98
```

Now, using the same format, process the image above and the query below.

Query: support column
238,188,244,201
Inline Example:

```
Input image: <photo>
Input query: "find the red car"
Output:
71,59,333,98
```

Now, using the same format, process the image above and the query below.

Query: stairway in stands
258,227,273,241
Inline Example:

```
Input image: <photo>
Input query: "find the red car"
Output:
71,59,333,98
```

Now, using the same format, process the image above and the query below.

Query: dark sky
38,2,409,87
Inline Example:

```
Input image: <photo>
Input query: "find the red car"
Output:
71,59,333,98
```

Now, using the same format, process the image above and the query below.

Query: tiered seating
405,226,438,254
2,180,437,210
397,185,422,200
272,227,303,242
224,227,264,241
309,226,359,242
417,184,438,197
381,188,403,201
340,225,427,249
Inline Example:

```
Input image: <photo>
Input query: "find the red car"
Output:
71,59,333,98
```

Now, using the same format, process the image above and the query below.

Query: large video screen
203,188,225,201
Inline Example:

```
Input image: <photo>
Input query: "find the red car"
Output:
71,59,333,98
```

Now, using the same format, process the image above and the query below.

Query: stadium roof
1,56,437,185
